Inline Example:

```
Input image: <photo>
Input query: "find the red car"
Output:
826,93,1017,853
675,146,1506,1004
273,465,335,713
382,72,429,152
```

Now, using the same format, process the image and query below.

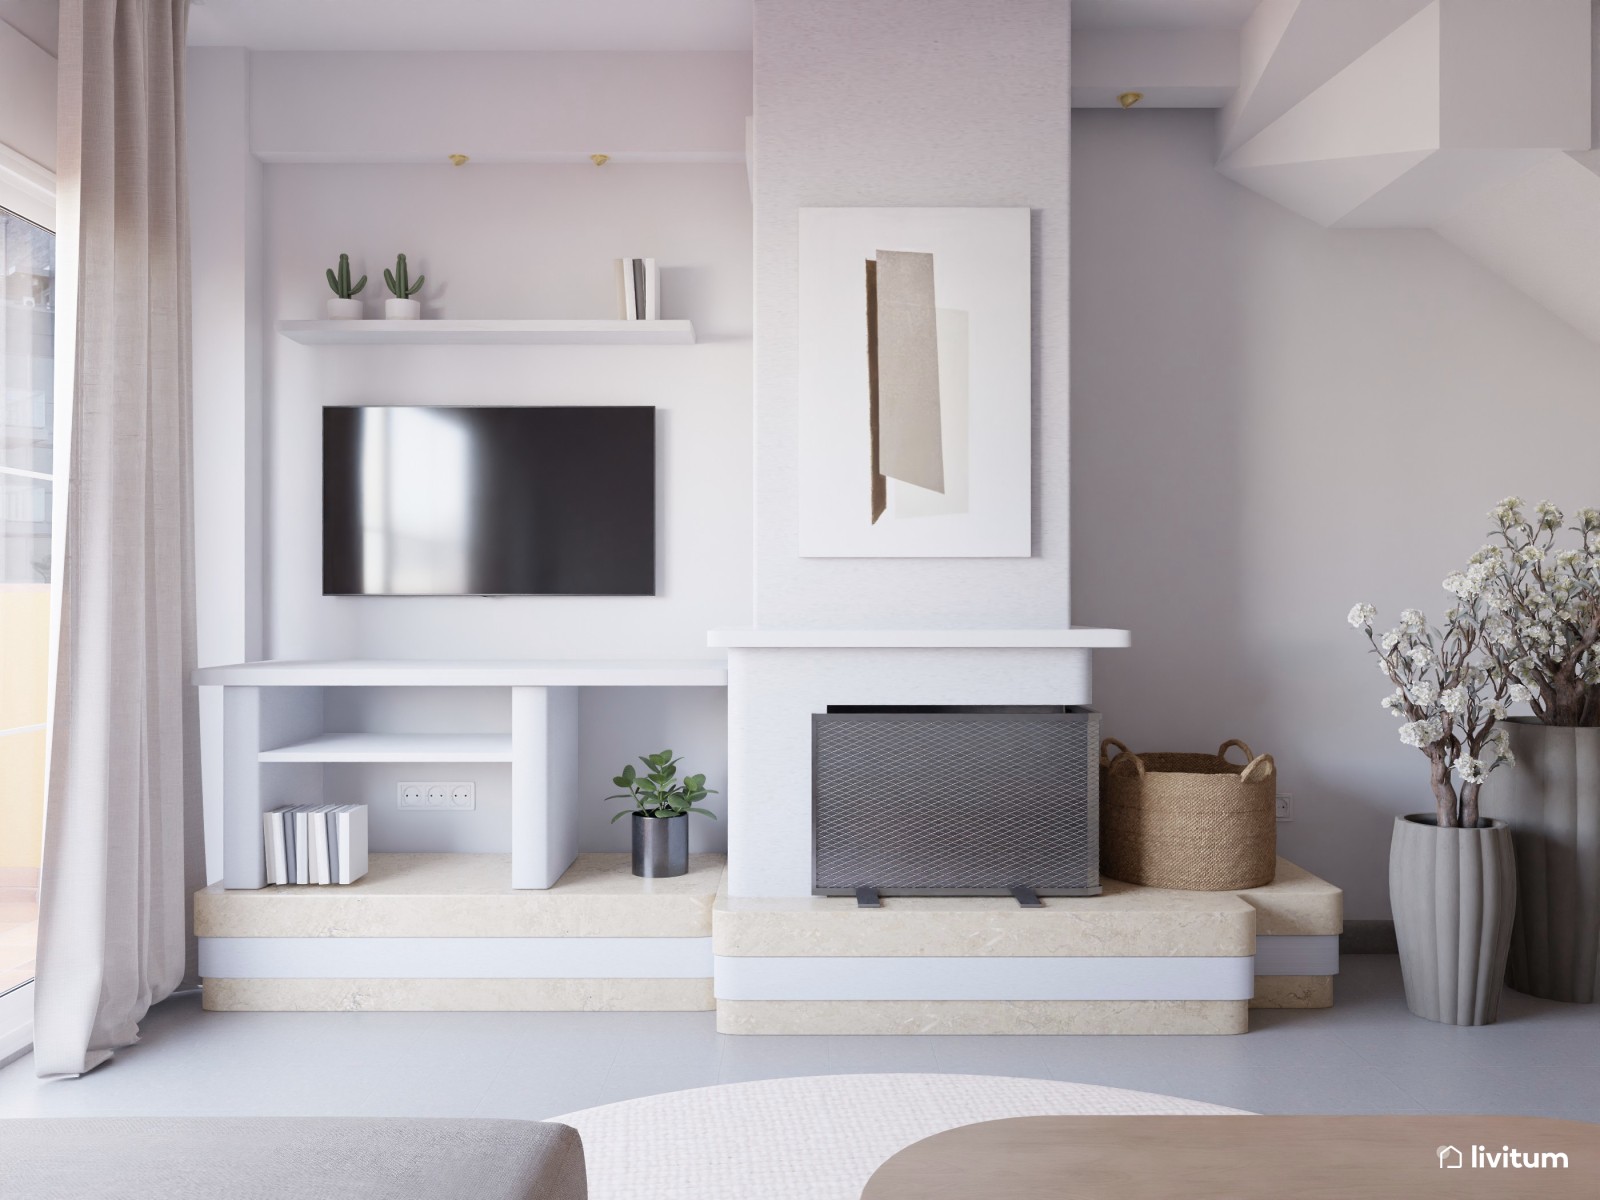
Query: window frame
0,141,57,1066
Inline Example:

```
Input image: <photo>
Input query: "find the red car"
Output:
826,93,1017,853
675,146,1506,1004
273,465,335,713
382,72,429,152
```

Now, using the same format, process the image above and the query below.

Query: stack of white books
615,256,660,319
262,804,368,885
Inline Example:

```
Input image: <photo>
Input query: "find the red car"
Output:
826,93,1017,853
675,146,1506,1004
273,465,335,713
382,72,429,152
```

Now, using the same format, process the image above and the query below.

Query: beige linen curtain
32,0,202,1078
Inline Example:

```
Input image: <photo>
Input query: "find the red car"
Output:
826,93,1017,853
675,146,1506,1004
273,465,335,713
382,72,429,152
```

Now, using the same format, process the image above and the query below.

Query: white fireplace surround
711,628,1130,898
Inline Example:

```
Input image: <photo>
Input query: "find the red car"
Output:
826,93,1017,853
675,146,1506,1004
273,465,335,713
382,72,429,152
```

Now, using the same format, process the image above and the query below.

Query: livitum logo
1437,1143,1570,1170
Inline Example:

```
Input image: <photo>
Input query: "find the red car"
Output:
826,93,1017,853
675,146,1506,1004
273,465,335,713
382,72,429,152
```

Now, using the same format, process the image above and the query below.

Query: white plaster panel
726,646,1092,897
751,0,1072,628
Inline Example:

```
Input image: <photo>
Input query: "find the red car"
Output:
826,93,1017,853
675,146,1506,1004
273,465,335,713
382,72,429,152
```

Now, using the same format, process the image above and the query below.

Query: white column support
221,686,265,889
511,685,580,888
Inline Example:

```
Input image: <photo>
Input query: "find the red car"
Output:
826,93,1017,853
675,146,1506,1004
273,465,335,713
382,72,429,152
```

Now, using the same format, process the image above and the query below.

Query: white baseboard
198,936,713,980
713,955,1256,1001
1255,935,1339,976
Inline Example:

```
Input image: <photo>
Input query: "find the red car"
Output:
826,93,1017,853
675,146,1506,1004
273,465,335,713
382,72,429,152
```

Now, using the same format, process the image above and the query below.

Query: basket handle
1240,753,1276,784
1101,737,1145,778
1218,739,1255,766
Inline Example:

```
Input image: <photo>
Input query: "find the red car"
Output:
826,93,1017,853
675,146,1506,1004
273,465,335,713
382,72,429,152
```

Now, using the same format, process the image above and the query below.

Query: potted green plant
1472,499,1600,1003
604,749,717,878
325,252,366,319
382,252,425,319
1348,593,1519,1025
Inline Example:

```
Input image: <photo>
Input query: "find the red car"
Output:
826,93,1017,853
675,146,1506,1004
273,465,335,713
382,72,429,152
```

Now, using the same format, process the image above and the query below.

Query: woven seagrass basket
1099,738,1277,890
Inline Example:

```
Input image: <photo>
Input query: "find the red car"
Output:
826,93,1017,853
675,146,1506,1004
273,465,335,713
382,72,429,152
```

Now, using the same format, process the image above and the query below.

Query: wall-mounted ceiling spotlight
591,153,611,167
1118,92,1144,109
448,153,469,166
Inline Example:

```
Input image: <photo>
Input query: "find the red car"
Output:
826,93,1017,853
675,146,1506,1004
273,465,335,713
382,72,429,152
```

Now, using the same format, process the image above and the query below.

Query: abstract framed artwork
798,207,1031,557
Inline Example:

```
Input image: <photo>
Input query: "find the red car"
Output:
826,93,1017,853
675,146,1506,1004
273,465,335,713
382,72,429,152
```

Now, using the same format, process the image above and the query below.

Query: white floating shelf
276,319,695,346
258,732,514,763
707,628,1132,649
195,659,729,687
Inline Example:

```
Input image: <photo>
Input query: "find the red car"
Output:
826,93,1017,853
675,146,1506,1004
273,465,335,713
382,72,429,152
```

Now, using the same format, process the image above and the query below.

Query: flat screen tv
323,405,656,596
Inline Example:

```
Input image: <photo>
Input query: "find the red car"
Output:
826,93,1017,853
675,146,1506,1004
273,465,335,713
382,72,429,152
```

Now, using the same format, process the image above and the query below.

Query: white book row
263,804,369,886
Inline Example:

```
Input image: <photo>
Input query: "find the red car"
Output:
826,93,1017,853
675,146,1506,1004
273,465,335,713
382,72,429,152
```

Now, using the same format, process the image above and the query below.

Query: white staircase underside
1438,150,1600,341
1204,0,1600,337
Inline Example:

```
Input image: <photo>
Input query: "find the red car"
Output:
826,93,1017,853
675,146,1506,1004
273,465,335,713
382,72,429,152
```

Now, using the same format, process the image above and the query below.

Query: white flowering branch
1471,499,1600,728
1347,599,1516,829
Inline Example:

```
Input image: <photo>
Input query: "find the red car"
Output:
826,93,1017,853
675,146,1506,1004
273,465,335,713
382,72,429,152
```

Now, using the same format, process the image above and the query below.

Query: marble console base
1250,975,1334,1009
715,999,1248,1035
203,977,714,1012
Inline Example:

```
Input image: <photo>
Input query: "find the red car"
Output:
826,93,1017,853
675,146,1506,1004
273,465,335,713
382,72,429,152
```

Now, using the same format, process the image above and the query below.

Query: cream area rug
554,1073,1246,1200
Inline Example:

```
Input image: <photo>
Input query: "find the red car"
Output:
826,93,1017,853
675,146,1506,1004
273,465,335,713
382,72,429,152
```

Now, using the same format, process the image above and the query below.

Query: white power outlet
398,782,475,811
1275,794,1293,822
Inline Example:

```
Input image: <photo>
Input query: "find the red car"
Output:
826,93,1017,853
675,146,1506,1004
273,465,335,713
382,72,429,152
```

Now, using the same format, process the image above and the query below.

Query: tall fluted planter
1389,815,1516,1026
1480,719,1600,1004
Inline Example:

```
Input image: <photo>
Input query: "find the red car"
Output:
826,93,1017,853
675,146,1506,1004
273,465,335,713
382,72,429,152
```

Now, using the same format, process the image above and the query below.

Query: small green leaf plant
325,252,366,299
605,749,718,823
383,252,425,299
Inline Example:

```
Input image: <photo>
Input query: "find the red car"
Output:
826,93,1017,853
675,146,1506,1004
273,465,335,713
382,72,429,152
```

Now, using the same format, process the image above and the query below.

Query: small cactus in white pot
383,253,425,319
324,252,366,319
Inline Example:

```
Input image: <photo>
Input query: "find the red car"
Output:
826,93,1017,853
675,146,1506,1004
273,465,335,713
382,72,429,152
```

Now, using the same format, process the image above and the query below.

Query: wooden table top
861,1115,1600,1200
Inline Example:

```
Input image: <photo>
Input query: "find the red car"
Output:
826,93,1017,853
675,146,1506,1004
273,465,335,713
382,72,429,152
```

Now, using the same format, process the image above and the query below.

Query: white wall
189,52,753,869
263,161,752,662
248,51,749,162
0,16,54,172
256,167,749,857
1072,110,1600,919
189,47,265,881
751,0,1073,630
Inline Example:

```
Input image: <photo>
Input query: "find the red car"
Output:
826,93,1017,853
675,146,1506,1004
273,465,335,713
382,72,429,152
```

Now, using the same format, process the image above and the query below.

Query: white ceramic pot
325,297,365,320
385,298,422,320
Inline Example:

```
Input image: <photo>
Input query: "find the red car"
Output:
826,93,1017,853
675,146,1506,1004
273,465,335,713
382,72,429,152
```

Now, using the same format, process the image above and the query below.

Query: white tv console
192,659,728,890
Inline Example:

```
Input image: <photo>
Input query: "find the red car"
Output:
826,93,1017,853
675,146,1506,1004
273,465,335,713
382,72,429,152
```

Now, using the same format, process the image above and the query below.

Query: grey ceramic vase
631,811,688,878
1389,814,1516,1026
1481,719,1600,1003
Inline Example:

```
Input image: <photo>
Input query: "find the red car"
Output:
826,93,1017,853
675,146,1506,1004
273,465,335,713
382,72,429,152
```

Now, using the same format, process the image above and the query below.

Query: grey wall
1073,109,1600,918
752,0,1073,629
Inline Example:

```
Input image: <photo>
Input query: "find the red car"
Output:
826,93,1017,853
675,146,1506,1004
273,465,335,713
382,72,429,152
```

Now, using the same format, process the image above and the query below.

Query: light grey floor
0,958,1595,1121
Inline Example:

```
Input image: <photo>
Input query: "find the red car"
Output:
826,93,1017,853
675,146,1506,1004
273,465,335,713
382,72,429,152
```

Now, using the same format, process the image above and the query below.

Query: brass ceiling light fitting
448,153,469,167
1118,91,1144,109
591,153,611,167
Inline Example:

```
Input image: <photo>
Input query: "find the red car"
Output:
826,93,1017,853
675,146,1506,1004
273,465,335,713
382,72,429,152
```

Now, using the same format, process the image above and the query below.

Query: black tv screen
322,405,656,596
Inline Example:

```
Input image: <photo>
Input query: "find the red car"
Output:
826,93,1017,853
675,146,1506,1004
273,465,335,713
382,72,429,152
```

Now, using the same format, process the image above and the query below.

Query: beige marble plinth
202,976,714,1012
715,881,1254,958
1237,860,1343,936
196,852,725,939
715,999,1248,1035
1249,974,1334,1009
715,857,1341,960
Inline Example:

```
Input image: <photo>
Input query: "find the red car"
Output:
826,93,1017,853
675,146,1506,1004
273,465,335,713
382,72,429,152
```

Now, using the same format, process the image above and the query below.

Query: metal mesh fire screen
812,706,1101,897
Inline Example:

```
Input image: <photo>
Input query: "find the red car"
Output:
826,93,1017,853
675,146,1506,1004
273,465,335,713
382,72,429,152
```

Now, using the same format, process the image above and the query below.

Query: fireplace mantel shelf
707,629,1130,649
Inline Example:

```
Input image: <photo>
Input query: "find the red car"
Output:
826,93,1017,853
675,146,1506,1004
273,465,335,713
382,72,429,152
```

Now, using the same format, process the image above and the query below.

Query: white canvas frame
798,206,1031,558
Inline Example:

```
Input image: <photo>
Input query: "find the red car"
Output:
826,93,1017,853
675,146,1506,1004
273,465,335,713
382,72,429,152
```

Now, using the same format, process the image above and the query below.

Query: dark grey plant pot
1481,719,1600,1004
1389,814,1516,1026
632,811,688,878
